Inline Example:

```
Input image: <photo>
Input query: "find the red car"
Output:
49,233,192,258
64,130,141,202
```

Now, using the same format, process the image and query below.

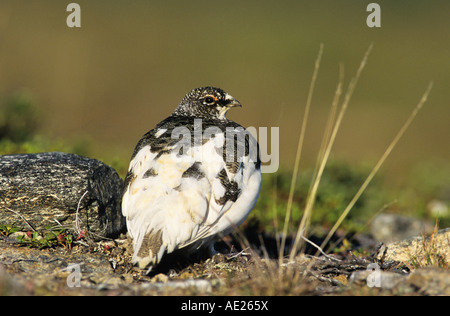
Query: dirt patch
1,230,449,295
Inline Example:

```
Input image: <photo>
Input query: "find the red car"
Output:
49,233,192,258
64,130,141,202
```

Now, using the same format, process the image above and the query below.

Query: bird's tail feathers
132,228,166,270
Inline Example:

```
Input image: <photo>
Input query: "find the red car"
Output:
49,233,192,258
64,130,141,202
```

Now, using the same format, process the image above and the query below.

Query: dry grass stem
278,43,324,264
75,190,89,235
289,44,373,261
319,81,433,253
3,206,37,232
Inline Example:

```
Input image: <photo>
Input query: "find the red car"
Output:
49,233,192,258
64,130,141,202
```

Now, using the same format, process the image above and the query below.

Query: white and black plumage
122,86,262,271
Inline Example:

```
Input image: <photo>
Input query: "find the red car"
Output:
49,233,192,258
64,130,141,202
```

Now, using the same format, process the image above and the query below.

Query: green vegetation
13,227,78,250
0,90,90,156
0,90,128,173
250,153,450,238
0,222,84,250
0,2,449,297
251,160,384,235
1,83,449,297
0,223,21,237
1,88,449,240
1,2,448,244
0,90,39,143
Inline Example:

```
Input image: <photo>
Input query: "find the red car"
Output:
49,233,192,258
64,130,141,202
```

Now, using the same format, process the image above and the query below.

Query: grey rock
0,264,29,295
349,269,406,290
141,279,212,293
0,152,126,238
406,267,450,295
370,213,434,243
375,227,450,266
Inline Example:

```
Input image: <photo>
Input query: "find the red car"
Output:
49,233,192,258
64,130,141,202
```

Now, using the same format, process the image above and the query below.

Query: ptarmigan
122,86,262,271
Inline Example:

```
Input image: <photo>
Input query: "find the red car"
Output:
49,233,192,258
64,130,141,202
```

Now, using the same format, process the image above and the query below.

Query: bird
121,86,262,272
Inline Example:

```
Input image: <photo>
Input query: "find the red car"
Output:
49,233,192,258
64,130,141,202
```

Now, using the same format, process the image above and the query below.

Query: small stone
406,268,450,295
370,214,434,243
152,273,169,283
332,274,348,286
349,270,406,289
179,271,195,279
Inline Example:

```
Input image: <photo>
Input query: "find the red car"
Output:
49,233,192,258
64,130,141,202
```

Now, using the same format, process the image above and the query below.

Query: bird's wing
122,121,206,267
175,121,262,249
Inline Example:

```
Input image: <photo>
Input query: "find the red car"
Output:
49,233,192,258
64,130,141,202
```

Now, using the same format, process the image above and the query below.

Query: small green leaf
45,233,56,241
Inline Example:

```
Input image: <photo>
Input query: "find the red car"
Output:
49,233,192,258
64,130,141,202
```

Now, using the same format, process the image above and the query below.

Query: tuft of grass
0,45,438,295
318,81,433,255
234,43,434,292
408,225,449,270
291,44,372,260
249,160,383,235
279,43,323,263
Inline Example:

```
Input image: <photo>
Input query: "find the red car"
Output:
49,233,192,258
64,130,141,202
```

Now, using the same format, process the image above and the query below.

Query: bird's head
173,86,242,120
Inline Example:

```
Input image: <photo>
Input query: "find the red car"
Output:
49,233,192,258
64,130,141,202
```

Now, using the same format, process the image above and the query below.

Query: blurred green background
1,1,449,231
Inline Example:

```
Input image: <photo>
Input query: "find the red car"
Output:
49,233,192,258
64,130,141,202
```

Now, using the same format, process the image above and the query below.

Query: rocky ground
1,153,448,295
1,228,449,296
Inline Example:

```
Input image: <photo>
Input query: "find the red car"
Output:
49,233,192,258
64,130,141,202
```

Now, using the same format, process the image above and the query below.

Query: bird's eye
203,95,218,105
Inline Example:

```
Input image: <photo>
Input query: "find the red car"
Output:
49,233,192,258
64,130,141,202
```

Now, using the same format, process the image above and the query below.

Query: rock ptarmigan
122,86,262,271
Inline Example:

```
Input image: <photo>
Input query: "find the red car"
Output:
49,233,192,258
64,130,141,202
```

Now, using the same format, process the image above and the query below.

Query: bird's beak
225,93,242,108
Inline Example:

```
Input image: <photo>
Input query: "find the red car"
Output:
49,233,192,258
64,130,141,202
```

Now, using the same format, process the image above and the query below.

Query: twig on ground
75,190,89,234
227,247,251,260
300,235,341,262
2,206,37,232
